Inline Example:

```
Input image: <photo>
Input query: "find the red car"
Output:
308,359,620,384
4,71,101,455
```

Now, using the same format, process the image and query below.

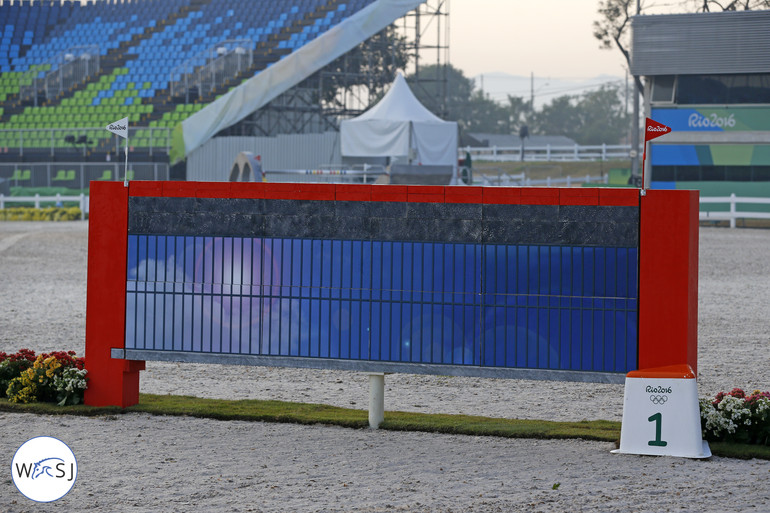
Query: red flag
640,118,672,192
644,118,671,142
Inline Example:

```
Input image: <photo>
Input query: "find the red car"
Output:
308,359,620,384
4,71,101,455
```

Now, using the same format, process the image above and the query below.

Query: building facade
631,11,770,188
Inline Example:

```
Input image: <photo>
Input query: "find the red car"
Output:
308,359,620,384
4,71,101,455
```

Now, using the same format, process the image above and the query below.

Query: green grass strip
0,394,767,460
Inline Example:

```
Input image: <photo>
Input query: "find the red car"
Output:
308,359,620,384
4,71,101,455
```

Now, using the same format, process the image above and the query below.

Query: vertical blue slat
394,301,406,362
583,247,595,302
300,298,310,357
548,305,560,369
494,306,505,366
592,309,604,371
214,237,224,354
505,306,516,367
228,237,237,354
604,299,616,371
392,242,402,303
614,303,626,372
381,302,391,361
182,237,191,352
321,299,331,358
125,235,137,349
408,303,419,363
309,298,319,357
527,305,537,368
594,247,606,299
371,301,380,360
581,306,592,370
626,308,638,371
171,236,181,352
559,308,570,369
537,308,548,368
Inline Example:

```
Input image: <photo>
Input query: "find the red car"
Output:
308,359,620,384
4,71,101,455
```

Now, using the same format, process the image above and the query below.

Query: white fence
700,194,770,228
265,165,387,183
476,172,609,187
2,191,769,228
462,144,631,162
0,193,89,220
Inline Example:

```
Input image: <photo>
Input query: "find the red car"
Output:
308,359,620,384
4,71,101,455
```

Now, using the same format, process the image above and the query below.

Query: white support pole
730,193,737,229
368,373,385,429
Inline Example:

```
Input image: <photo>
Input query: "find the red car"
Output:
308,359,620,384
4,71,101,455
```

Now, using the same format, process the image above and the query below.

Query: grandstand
0,0,440,184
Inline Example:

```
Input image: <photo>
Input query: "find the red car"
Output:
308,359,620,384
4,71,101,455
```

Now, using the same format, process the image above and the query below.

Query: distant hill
471,72,626,109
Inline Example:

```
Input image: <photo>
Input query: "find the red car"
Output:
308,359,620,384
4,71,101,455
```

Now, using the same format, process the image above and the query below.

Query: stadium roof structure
172,0,425,164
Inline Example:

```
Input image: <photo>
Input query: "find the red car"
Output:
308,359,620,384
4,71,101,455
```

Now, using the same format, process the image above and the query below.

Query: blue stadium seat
0,0,380,145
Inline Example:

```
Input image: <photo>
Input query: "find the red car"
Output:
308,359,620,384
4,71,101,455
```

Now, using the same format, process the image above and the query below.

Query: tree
527,84,628,144
462,90,510,133
531,96,581,141
406,64,627,144
318,24,409,109
573,84,628,144
407,63,509,136
693,0,770,10
505,95,532,137
407,63,473,123
593,0,642,92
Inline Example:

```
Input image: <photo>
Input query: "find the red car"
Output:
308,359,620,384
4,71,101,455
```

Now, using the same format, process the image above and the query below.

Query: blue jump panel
124,197,639,375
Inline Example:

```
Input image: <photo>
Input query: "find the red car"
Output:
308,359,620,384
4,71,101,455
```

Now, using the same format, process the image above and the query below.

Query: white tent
340,72,458,181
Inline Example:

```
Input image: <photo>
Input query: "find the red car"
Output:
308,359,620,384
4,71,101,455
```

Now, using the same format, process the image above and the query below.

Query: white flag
106,117,129,139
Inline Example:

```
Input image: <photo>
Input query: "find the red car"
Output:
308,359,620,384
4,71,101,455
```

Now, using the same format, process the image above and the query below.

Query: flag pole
105,116,129,187
641,140,648,196
124,134,129,187
641,118,672,197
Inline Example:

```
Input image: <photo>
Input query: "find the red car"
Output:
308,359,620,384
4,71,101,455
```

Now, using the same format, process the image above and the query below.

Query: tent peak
355,72,445,123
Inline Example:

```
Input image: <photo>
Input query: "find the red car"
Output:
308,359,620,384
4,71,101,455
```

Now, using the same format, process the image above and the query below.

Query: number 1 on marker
648,412,668,447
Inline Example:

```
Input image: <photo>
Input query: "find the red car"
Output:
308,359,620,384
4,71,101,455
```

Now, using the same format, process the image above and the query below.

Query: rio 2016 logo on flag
11,436,78,502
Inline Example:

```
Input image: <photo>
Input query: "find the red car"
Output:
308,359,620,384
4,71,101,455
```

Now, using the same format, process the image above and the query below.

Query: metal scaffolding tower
220,0,450,137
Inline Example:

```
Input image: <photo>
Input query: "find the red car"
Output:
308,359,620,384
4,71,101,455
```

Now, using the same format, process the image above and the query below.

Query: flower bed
0,206,83,221
0,349,88,406
700,388,770,446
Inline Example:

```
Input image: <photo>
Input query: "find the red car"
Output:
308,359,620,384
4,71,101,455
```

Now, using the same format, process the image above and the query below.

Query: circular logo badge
11,436,78,502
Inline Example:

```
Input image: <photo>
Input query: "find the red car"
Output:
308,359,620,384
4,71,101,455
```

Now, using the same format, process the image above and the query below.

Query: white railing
461,144,631,162
265,165,387,184
700,194,770,228
0,127,171,157
0,193,89,220
2,190,766,228
475,173,609,187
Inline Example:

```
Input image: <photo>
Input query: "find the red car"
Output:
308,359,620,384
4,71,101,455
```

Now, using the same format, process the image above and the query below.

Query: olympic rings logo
649,395,668,405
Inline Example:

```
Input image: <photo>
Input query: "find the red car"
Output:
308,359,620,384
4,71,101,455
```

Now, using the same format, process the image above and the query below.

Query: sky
449,0,630,81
